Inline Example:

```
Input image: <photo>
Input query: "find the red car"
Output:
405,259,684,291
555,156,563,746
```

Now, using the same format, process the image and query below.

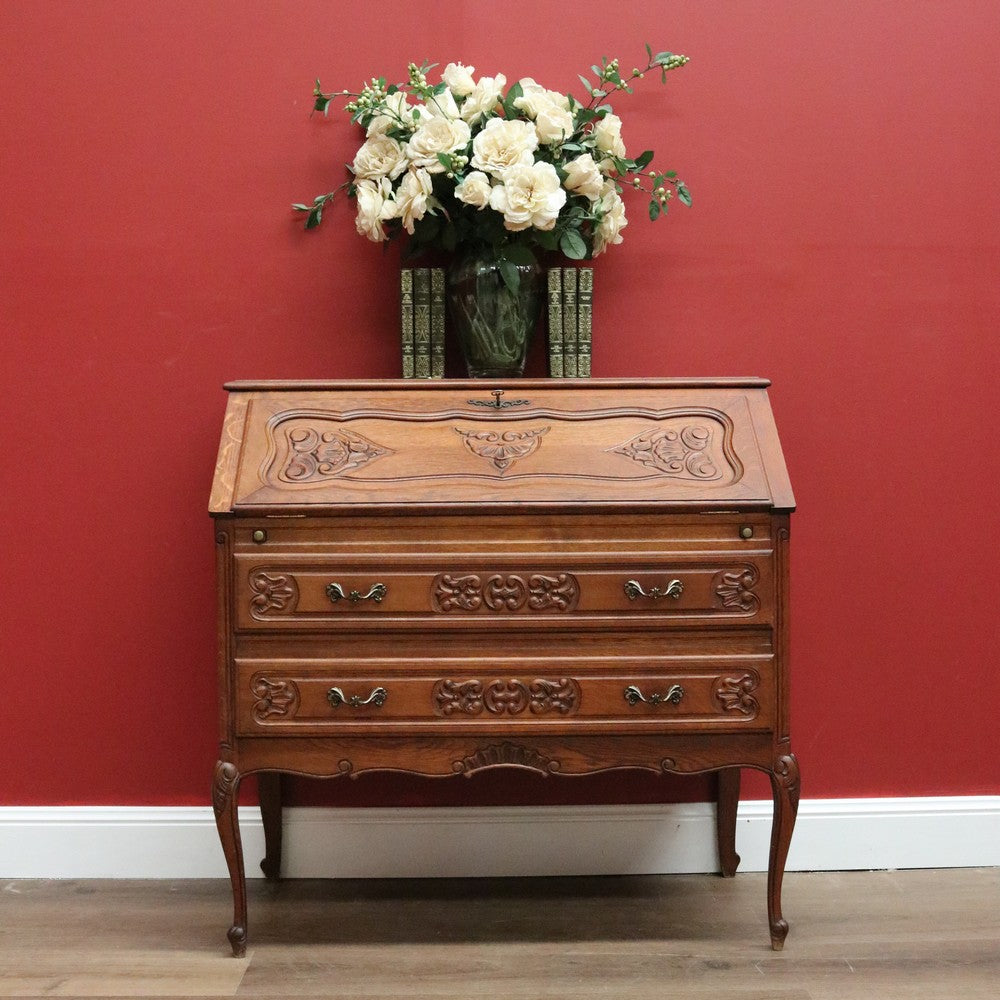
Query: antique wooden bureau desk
209,378,798,956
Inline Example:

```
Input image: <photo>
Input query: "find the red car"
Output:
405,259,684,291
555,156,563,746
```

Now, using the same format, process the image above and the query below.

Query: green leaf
665,170,677,178
306,206,322,229
634,150,654,170
533,229,559,252
501,244,536,267
560,229,588,260
503,80,523,118
291,203,310,212
436,152,452,169
677,183,692,207
645,42,653,61
499,260,520,294
648,200,660,222
578,74,594,96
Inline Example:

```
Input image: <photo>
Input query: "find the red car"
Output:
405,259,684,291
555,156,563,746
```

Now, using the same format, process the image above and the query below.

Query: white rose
593,112,626,159
354,178,397,242
352,134,407,181
470,118,538,177
563,153,603,200
366,91,411,136
512,78,570,116
460,73,507,124
442,62,476,97
395,168,434,234
592,180,628,255
422,88,461,120
455,170,493,209
489,161,567,231
405,116,471,172
533,97,575,145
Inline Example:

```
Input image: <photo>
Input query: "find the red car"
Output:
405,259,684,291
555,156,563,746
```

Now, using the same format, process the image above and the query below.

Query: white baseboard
1,797,997,879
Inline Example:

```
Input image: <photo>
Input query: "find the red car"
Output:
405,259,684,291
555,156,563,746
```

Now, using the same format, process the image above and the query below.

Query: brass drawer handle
624,684,685,706
326,582,388,604
624,578,683,601
327,686,388,709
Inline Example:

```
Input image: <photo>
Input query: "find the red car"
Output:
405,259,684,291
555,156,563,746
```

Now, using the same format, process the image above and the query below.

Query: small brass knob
252,529,267,544
740,526,753,539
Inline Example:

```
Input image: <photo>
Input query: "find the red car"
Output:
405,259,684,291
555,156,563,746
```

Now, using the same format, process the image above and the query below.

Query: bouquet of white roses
295,45,689,284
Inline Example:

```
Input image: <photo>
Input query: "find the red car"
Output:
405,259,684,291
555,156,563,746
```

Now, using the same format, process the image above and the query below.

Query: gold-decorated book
413,268,431,379
400,269,415,378
577,267,593,378
547,268,564,377
430,267,445,379
562,266,578,378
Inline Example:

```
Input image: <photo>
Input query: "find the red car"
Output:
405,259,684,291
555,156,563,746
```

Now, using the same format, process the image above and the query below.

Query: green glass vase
446,246,543,378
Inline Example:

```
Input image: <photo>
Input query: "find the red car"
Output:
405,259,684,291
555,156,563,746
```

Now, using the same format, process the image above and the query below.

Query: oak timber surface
210,380,798,953
0,870,997,998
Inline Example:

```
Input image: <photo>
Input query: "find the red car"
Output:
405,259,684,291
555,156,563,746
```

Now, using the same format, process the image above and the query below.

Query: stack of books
400,268,445,378
547,267,593,378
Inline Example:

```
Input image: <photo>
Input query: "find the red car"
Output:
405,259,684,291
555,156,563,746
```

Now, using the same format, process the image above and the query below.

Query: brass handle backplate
327,686,388,709
467,389,530,409
624,684,685,706
326,582,388,604
624,578,684,601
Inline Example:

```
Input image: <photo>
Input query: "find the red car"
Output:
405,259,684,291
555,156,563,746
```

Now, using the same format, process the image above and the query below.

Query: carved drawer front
235,657,774,736
234,555,773,630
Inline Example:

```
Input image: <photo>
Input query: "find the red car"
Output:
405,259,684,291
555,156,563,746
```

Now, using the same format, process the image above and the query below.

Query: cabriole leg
767,753,800,950
258,771,283,881
212,759,248,957
716,767,741,877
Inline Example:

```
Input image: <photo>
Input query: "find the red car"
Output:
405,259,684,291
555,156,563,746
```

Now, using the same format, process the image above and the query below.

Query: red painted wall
2,1,998,807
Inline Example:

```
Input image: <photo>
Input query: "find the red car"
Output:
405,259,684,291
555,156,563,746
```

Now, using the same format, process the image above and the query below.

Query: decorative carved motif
248,571,298,616
454,426,549,473
432,573,580,612
278,426,391,483
453,742,561,776
713,566,761,612
434,575,484,611
713,672,760,717
250,676,300,722
212,761,240,815
611,424,720,479
434,678,579,716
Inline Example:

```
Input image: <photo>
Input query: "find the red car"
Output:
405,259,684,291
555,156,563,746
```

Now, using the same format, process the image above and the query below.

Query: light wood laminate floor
0,869,997,998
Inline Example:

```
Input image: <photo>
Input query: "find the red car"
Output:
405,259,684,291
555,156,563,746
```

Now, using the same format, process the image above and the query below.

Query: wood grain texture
210,381,797,953
0,871,997,998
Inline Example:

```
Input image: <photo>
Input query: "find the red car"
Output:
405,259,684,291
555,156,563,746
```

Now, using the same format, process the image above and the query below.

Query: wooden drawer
235,654,774,736
234,554,773,630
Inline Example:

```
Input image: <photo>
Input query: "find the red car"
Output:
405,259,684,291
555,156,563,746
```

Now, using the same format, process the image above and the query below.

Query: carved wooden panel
713,672,760,718
611,424,721,480
234,385,792,506
248,571,298,617
432,573,580,613
454,427,549,474
713,567,761,612
276,425,391,483
250,675,300,722
433,678,580,717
